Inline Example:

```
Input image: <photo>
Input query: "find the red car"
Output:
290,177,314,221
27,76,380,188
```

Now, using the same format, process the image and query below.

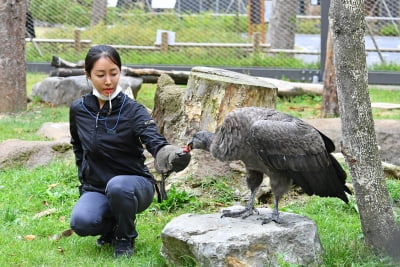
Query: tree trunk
151,67,278,144
0,0,26,112
330,0,400,258
91,0,107,26
322,29,339,117
266,0,297,49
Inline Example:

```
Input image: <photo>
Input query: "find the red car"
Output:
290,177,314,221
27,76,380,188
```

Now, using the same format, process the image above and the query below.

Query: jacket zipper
95,112,100,128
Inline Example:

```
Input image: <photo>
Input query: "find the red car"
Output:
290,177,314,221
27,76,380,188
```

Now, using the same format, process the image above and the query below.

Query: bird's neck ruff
201,132,215,152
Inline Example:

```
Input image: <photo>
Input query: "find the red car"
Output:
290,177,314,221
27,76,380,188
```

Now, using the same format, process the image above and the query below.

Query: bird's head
186,131,214,152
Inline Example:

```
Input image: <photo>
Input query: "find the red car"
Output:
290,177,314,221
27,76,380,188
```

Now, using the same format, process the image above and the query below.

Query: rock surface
161,206,322,267
0,139,72,169
30,75,142,106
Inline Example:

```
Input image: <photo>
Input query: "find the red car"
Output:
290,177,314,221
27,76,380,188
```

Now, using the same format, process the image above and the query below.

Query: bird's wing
250,118,331,172
250,118,349,201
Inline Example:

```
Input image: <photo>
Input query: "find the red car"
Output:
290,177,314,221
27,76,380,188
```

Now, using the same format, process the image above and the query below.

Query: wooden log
151,67,277,144
182,67,277,136
48,56,324,96
51,56,84,68
259,77,323,97
121,67,190,85
49,68,84,77
333,152,400,179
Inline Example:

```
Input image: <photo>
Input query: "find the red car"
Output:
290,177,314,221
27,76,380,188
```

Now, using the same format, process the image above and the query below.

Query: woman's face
88,56,121,98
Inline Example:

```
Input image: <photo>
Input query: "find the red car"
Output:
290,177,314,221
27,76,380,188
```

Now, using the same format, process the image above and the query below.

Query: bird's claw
221,207,258,219
258,212,282,224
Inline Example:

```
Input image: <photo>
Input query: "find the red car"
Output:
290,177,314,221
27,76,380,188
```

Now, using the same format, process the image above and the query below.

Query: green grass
0,73,400,265
276,88,400,119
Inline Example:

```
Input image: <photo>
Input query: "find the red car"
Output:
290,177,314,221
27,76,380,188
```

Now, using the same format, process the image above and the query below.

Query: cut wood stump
151,67,277,144
182,67,277,136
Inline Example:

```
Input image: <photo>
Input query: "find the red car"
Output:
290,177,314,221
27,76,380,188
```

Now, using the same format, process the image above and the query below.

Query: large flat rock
161,207,322,267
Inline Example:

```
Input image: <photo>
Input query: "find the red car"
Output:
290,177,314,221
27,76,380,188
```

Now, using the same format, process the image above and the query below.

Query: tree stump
152,67,277,144
182,67,277,136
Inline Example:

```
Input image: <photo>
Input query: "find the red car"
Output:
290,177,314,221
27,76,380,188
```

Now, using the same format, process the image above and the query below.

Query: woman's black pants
70,175,155,240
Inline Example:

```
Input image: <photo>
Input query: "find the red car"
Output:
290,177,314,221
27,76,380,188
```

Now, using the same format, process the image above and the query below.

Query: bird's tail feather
289,154,350,203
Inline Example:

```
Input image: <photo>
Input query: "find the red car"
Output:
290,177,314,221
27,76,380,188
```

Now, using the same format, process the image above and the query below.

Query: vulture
186,107,351,224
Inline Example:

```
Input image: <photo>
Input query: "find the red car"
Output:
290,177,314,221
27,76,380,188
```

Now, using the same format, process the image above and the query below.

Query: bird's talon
261,218,272,225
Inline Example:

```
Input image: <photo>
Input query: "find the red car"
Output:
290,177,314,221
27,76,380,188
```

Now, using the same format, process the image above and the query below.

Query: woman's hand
155,145,191,175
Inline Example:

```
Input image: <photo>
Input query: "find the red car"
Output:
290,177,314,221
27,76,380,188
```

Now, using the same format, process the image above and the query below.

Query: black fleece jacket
69,92,169,192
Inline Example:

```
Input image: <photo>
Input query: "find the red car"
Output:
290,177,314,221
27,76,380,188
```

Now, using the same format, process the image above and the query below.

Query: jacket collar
82,92,125,114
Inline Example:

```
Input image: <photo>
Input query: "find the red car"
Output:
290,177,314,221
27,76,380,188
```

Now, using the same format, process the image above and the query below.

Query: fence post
252,32,261,53
74,29,81,52
161,31,169,52
320,0,330,82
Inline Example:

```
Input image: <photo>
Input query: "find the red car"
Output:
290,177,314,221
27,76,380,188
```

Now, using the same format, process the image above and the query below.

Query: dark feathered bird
187,107,351,224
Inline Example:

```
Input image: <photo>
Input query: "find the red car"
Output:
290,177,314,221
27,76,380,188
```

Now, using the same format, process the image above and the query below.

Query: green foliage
276,94,323,119
198,177,237,205
154,185,195,212
387,179,400,206
0,101,69,142
369,88,400,120
0,74,400,265
370,62,400,72
379,24,400,36
30,0,91,26
296,19,321,34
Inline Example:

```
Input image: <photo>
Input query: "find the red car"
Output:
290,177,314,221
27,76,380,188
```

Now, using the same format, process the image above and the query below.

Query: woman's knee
70,212,103,236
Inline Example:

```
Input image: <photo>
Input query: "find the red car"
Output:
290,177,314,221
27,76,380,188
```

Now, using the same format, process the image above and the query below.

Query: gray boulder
161,206,322,267
30,75,143,106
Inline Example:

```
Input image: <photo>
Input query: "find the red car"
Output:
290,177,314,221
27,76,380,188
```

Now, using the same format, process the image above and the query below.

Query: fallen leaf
47,183,58,189
33,208,56,218
49,229,74,241
57,247,64,254
24,235,36,241
62,229,74,237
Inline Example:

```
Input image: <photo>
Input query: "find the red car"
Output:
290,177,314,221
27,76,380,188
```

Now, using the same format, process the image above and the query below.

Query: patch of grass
136,83,157,110
0,101,69,142
369,88,400,120
27,72,49,95
0,74,400,265
276,94,323,119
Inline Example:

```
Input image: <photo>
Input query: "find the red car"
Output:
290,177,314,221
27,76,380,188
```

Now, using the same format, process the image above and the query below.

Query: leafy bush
154,185,195,213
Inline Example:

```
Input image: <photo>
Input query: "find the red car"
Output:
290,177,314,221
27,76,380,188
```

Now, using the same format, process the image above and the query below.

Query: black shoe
96,233,114,247
114,238,134,258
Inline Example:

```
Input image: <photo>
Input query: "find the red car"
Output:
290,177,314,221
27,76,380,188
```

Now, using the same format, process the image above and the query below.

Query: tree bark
322,29,339,117
0,0,26,112
330,0,400,257
266,0,296,49
91,0,107,26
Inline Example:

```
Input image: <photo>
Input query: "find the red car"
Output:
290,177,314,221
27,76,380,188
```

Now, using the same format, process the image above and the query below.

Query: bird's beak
184,140,193,153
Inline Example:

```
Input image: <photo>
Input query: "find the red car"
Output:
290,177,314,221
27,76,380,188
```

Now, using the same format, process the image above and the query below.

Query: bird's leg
221,170,263,219
159,172,170,201
221,186,259,218
261,195,282,224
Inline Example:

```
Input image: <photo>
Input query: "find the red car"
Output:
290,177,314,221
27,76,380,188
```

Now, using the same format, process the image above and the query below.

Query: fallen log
51,55,84,68
50,68,84,77
49,56,190,84
49,56,324,94
259,77,323,97
121,67,190,85
333,152,400,179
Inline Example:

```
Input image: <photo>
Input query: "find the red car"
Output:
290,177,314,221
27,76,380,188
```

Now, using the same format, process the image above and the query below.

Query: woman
69,45,189,258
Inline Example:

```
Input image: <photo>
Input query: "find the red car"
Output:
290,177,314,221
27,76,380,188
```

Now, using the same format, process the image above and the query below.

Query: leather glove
155,145,191,174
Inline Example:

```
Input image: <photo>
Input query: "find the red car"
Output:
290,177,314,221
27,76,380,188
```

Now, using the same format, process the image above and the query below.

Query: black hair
84,45,122,77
